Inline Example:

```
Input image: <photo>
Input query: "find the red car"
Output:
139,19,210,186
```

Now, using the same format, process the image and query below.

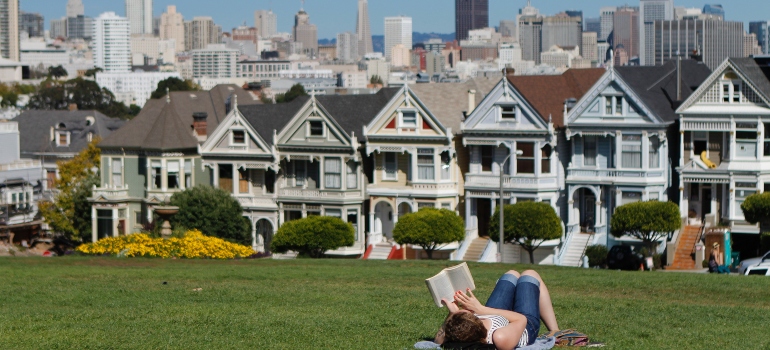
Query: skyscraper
66,0,84,18
93,12,131,72
20,12,45,38
639,0,673,65
125,0,153,35
384,16,412,61
337,32,358,63
51,18,67,39
518,2,543,63
160,5,185,52
499,20,516,38
702,4,725,20
582,32,598,62
652,18,743,69
254,10,277,39
585,17,601,34
0,0,19,61
749,21,770,55
599,7,616,42
67,15,93,40
455,0,488,41
294,8,318,57
613,6,639,61
184,17,217,51
356,0,373,56
542,13,582,51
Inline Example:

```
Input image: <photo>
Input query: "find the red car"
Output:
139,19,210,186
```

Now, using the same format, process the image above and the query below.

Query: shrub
271,216,354,258
169,186,251,246
489,202,562,264
743,193,770,232
761,232,770,254
393,208,464,259
584,244,608,268
76,230,254,259
610,201,680,257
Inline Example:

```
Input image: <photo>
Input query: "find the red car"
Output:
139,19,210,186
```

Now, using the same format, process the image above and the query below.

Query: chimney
68,103,78,111
192,112,208,141
467,89,477,116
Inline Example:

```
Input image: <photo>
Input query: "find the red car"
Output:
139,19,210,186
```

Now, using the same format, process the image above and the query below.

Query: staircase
366,243,393,260
462,237,489,261
669,225,702,270
560,233,593,267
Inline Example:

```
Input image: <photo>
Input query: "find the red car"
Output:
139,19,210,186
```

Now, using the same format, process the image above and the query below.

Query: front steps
561,233,592,267
669,225,701,270
462,237,489,261
366,243,393,260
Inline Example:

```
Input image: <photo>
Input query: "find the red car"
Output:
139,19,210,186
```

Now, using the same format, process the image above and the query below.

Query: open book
425,262,476,308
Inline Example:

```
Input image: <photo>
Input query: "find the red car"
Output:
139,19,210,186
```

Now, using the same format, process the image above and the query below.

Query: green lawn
0,258,767,349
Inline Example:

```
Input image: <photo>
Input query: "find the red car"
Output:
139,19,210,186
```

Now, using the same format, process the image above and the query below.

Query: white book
425,262,476,308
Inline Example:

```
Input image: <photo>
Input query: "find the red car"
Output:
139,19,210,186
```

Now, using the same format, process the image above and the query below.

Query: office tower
126,0,153,35
51,18,67,39
67,0,84,18
426,51,444,75
20,12,45,38
518,16,542,63
160,5,185,52
585,17,601,33
499,20,516,38
542,13,582,50
67,15,93,40
640,0,673,66
0,0,19,61
652,19,744,69
384,16,412,61
254,10,277,39
390,44,410,67
336,32,358,63
599,7,616,42
565,10,583,22
702,4,724,20
745,33,762,57
749,21,770,55
613,7,639,61
152,17,160,36
455,0,488,41
93,12,131,72
356,0,373,56
582,32,598,62
293,8,318,57
597,41,610,65
184,17,217,51
191,45,238,78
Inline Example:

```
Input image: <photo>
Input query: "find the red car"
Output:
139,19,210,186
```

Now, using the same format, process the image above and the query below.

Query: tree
741,192,770,233
39,140,101,241
392,208,464,259
47,65,68,79
271,216,355,258
489,202,562,264
84,67,103,78
610,201,681,256
150,77,199,99
275,84,307,103
168,186,251,245
370,75,383,85
28,78,135,119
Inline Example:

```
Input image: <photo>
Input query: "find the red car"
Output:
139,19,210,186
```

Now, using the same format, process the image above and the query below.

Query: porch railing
567,169,665,179
465,174,558,188
555,224,579,266
278,188,361,198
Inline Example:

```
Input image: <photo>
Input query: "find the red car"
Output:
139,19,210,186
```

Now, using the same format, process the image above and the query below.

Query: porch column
112,208,119,238
91,206,97,242
680,177,688,217
615,131,622,169
465,194,472,230
369,210,376,234
567,186,575,226
679,129,685,167
596,199,603,227
641,131,649,170
711,183,718,220
232,163,238,195
251,217,257,251
213,164,219,188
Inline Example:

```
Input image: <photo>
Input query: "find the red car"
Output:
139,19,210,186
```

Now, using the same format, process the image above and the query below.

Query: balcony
236,196,278,208
464,174,558,189
92,186,130,200
278,188,362,199
566,168,665,184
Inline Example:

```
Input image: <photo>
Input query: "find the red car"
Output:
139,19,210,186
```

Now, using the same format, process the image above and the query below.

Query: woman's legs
520,270,558,332
484,270,520,310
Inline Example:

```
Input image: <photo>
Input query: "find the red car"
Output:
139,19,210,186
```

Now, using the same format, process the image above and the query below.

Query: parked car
744,261,770,276
738,250,770,275
606,245,645,271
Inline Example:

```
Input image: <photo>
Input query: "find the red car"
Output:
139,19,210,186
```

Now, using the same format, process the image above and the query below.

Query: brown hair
442,312,487,343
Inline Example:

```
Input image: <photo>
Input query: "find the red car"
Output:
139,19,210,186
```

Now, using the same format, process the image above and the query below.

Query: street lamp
497,148,524,263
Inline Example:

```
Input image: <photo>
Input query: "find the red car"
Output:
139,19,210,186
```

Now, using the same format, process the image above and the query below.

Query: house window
325,158,342,189
151,160,162,189
605,97,612,115
765,123,770,157
347,210,358,239
111,158,122,187
722,80,742,103
621,192,642,205
346,161,357,189
135,211,142,225
736,127,757,158
232,130,246,144
440,151,451,180
584,136,597,166
541,145,552,174
621,135,642,169
481,146,494,172
325,209,341,218
295,161,307,186
58,132,69,146
167,161,180,189
285,210,302,222
184,159,193,188
418,202,435,210
649,136,660,168
501,105,516,119
219,164,233,193
401,111,417,128
309,121,324,136
517,142,535,174
736,183,757,217
383,152,397,180
615,96,623,116
417,149,435,181
441,202,452,209
239,169,249,193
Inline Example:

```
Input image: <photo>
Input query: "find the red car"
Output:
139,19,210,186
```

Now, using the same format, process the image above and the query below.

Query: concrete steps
462,237,489,262
367,243,393,260
669,225,701,270
561,233,592,267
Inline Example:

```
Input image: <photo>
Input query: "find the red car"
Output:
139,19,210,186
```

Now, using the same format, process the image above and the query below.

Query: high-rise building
749,21,770,55
599,7,616,42
356,0,373,56
20,12,44,38
542,13,582,51
125,0,152,35
384,16,412,61
390,44,410,67
652,19,744,69
613,6,640,61
93,12,131,72
745,33,762,57
191,44,238,78
518,15,543,63
582,32,598,62
293,8,318,57
565,10,583,22
184,17,217,51
232,27,258,43
597,41,610,65
160,5,185,52
254,10,277,39
640,0,673,66
66,0,84,18
0,0,19,61
336,32,358,63
499,20,516,38
426,51,445,75
67,15,93,40
702,4,724,20
585,17,601,34
51,18,67,39
455,0,488,41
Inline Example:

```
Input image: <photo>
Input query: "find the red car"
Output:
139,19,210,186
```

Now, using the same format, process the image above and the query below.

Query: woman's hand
454,289,484,313
441,298,460,314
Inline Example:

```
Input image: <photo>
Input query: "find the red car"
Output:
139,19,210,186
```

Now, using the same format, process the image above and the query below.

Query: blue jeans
484,273,541,346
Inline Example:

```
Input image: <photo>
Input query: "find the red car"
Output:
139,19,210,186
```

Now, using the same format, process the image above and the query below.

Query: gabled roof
99,84,260,151
410,78,498,134
238,96,310,147
615,60,711,122
728,57,770,102
508,68,606,127
12,110,125,155
315,88,401,137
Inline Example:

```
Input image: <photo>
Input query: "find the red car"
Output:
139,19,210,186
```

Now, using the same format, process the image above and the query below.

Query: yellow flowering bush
76,230,254,259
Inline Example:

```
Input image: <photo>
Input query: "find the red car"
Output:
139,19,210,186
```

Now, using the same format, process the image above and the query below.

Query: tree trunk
526,247,535,264
426,249,434,260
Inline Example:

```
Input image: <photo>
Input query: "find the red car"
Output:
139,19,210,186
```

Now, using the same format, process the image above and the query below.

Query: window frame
308,120,325,137
231,129,246,145
417,149,435,181
516,142,535,175
621,134,643,169
56,131,70,147
150,160,162,190
167,160,181,190
498,103,517,121
399,110,418,129
111,157,123,188
583,136,598,167
346,161,357,189
383,152,398,181
324,157,342,189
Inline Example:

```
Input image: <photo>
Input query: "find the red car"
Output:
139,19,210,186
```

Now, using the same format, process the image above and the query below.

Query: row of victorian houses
85,56,770,265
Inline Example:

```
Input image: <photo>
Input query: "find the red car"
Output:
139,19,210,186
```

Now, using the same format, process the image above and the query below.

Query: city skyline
21,0,770,40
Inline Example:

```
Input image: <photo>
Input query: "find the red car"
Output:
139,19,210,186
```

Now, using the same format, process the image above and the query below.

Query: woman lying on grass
434,269,558,350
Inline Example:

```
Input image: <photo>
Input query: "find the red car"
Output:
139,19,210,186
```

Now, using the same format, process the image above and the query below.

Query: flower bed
76,230,254,259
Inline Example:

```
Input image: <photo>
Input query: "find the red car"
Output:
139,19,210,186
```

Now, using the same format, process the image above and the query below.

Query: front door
581,191,596,233
476,198,491,237
374,202,394,239
96,209,113,239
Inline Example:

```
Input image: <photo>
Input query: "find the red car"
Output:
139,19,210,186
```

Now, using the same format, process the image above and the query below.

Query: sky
21,0,770,39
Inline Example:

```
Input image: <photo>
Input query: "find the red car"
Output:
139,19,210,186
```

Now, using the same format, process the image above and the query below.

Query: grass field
0,257,768,349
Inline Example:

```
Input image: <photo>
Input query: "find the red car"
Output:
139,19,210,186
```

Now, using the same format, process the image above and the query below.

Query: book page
425,271,455,307
446,263,475,293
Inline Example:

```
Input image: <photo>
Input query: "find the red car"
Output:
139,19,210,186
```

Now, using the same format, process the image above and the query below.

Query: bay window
649,136,660,168
383,153,397,180
238,169,249,193
584,136,597,166
111,158,122,187
516,142,535,174
347,210,358,240
417,149,435,180
736,125,757,158
346,161,357,189
184,159,192,188
167,161,180,189
219,164,233,193
151,160,162,189
325,158,342,189
621,135,642,169
541,145,552,174
441,151,451,180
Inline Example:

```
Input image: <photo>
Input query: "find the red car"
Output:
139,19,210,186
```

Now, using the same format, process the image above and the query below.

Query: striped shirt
477,315,529,348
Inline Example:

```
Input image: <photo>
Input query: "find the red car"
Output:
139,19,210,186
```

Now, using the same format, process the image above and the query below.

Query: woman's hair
442,312,487,343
